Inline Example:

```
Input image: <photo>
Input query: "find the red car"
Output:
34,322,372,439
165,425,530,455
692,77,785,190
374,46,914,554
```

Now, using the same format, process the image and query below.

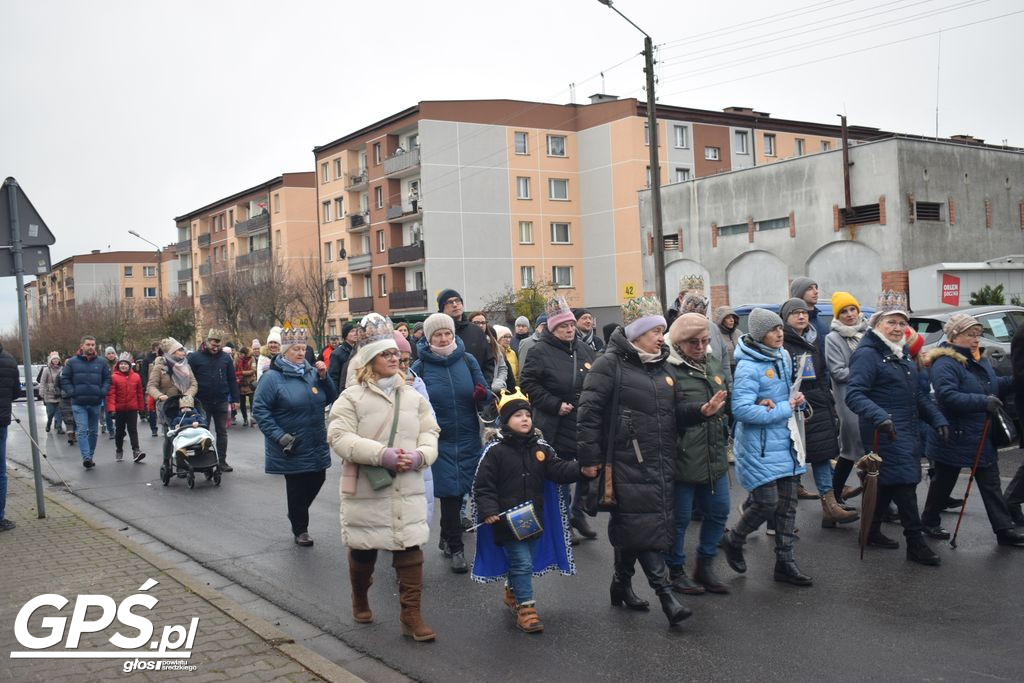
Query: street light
128,230,164,317
597,0,667,308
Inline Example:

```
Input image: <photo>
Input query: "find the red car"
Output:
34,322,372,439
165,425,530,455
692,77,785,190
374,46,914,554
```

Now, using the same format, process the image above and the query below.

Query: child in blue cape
471,389,598,633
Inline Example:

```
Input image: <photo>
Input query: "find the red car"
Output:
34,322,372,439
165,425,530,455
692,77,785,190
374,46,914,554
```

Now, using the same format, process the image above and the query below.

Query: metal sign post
2,177,56,518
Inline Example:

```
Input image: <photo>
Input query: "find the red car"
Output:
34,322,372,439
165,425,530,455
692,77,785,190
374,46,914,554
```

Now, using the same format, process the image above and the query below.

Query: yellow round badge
665,376,674,386
535,450,546,462
311,387,319,394
714,376,723,385
765,369,775,379
584,362,592,370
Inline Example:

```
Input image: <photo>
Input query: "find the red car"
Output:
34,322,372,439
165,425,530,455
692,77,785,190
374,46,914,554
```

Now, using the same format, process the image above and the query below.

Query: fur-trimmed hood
923,343,984,368
483,426,544,443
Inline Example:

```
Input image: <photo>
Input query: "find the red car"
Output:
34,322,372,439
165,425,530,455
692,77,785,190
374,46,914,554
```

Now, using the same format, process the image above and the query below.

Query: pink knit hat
393,331,411,353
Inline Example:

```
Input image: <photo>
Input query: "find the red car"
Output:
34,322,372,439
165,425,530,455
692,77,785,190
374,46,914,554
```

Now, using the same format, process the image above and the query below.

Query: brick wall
710,284,730,309
881,270,908,294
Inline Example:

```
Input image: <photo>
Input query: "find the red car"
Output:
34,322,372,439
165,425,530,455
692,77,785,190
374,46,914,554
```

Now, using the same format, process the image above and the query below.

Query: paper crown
679,274,704,292
280,327,308,347
621,296,663,326
498,387,530,412
874,290,909,315
357,312,395,346
544,296,572,319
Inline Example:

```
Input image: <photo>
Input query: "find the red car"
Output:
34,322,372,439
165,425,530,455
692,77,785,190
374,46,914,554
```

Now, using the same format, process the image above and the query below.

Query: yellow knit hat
831,291,860,316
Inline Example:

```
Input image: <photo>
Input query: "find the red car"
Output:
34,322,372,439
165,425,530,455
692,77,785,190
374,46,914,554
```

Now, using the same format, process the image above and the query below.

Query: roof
174,171,315,222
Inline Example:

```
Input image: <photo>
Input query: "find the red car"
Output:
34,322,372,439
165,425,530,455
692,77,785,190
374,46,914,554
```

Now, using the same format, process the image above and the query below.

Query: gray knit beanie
779,297,810,323
514,315,529,328
789,277,816,300
748,308,784,342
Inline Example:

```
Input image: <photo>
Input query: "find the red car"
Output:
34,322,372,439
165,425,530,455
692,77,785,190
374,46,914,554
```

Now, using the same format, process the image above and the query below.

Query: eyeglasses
881,319,908,328
473,320,487,327
444,297,463,306
398,358,411,366
683,338,711,347
959,332,982,339
788,311,809,317
379,350,400,359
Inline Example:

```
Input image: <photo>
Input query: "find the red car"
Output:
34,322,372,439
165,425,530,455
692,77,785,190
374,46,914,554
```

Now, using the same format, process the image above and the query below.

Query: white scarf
629,341,663,364
831,315,868,351
376,374,400,395
430,343,456,357
871,328,906,356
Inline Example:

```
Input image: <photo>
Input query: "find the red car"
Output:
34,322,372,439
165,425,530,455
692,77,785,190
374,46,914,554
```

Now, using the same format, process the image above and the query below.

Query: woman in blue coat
411,313,488,573
719,309,812,586
252,328,338,547
920,314,1023,546
845,300,948,566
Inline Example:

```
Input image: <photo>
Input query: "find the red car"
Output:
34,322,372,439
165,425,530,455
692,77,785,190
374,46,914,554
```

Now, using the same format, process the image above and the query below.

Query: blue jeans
45,402,61,431
666,475,731,567
811,460,834,495
103,405,114,434
503,537,539,604
0,424,8,520
71,404,100,459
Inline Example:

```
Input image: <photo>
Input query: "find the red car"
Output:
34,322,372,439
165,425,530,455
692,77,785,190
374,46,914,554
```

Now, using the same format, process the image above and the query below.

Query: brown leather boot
393,548,435,641
821,491,859,528
348,550,375,624
515,602,544,633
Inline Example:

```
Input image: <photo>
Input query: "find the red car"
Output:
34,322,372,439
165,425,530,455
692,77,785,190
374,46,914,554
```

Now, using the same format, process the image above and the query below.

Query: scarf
376,374,400,395
578,329,598,350
870,328,907,356
830,316,868,351
803,325,818,344
279,357,306,376
164,355,193,394
431,343,456,357
629,341,663,364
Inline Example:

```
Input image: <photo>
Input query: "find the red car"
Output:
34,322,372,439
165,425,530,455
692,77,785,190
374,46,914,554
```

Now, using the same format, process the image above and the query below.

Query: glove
278,433,296,455
936,425,951,443
380,447,401,471
472,384,488,403
985,395,1003,415
877,419,897,439
405,450,424,470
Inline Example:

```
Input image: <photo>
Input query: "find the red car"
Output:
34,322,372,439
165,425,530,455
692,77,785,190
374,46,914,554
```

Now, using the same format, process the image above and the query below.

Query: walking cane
11,413,74,493
949,417,990,549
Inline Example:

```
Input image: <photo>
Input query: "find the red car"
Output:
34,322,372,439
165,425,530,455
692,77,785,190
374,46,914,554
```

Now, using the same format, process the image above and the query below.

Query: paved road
8,403,1024,682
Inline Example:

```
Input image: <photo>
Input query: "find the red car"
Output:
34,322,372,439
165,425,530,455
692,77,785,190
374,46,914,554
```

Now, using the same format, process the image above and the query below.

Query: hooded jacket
731,335,805,491
783,325,839,464
106,368,145,413
708,306,740,382
39,363,63,404
60,352,112,407
666,345,731,485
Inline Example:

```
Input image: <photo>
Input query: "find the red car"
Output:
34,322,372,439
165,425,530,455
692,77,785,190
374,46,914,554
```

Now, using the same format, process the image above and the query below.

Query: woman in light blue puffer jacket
719,309,812,587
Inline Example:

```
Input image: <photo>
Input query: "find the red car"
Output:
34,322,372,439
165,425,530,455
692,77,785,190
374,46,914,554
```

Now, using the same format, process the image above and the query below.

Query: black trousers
114,411,140,451
284,470,326,536
613,549,671,594
206,402,230,463
923,462,1014,532
439,496,464,553
876,482,924,539
1006,461,1024,508
238,394,253,423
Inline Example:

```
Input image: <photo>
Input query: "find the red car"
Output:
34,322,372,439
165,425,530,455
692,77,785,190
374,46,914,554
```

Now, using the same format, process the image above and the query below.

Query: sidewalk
1,469,362,682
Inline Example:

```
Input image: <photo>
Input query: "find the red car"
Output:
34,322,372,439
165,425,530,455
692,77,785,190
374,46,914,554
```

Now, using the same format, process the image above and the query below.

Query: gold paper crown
357,312,395,346
544,296,572,319
280,327,308,346
621,296,663,326
497,387,530,412
679,274,704,292
875,290,909,314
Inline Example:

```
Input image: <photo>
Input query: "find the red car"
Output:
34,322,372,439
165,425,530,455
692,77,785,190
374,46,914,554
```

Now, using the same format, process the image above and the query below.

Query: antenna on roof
569,82,576,104
600,71,606,94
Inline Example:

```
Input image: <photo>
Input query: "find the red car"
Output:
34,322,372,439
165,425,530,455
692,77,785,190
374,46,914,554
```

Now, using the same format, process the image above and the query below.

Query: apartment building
312,97,887,323
173,172,317,331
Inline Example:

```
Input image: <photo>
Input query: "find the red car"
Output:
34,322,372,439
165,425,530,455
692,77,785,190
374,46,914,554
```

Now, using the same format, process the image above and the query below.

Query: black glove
936,425,951,443
878,419,897,439
279,433,296,455
985,395,1003,415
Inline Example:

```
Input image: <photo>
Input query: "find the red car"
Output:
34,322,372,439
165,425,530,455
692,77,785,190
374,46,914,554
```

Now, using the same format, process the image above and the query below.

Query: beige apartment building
173,172,318,336
312,97,888,324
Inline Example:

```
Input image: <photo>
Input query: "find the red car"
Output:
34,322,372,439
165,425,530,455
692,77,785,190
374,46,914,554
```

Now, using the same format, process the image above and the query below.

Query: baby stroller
158,396,222,488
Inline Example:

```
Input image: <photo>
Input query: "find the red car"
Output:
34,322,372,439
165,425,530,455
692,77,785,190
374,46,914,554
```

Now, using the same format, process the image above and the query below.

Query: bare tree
244,260,296,334
207,270,248,341
293,254,334,352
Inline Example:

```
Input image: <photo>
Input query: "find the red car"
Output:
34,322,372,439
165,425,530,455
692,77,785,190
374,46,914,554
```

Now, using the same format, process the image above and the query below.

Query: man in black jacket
138,341,160,436
0,342,19,530
327,323,357,391
437,288,495,381
1006,322,1024,524
188,329,239,472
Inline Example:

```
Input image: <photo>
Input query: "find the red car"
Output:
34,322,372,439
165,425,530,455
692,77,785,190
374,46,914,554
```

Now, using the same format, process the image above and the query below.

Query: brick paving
1,471,357,682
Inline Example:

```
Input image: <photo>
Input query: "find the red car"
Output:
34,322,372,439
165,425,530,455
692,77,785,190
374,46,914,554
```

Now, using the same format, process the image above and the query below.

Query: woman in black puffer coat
578,299,725,627
780,298,858,529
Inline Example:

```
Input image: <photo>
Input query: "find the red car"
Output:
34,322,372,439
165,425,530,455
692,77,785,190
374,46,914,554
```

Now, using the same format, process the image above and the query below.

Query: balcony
348,252,372,273
388,206,422,224
198,263,211,277
236,248,271,268
177,267,192,282
349,212,370,232
197,233,211,248
175,239,191,253
345,171,368,191
384,147,420,178
236,212,270,235
199,294,213,306
389,289,427,311
387,242,424,266
348,296,374,313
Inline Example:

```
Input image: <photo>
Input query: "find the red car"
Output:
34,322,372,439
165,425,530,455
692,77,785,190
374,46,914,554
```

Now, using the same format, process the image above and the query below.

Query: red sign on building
941,273,960,306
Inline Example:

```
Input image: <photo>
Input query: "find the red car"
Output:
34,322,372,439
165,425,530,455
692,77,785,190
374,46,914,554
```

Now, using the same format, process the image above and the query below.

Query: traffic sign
0,178,56,247
0,246,51,278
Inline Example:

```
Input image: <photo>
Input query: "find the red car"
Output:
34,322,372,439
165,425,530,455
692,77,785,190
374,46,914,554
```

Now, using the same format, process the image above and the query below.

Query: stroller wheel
160,466,170,486
213,473,221,486
204,471,213,480
186,473,195,489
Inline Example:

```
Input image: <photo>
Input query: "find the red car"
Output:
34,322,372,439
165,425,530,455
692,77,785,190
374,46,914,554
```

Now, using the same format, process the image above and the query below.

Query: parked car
733,303,876,333
15,364,43,401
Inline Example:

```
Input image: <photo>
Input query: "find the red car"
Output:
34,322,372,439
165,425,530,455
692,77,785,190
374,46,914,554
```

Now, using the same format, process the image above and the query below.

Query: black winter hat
341,322,355,338
437,288,462,312
498,388,532,425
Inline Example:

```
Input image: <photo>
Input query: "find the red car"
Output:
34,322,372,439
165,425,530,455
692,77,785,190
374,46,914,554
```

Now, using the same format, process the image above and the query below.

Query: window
915,202,943,222
516,176,531,199
374,186,384,209
735,131,749,154
144,287,157,299
321,162,329,183
143,266,156,278
717,222,748,237
324,242,333,262
322,201,331,223
377,230,386,253
547,135,566,157
552,266,573,287
704,147,720,161
273,193,280,213
764,134,776,157
358,150,367,172
327,279,336,302
407,133,419,149
663,234,680,250
548,178,569,200
795,139,805,156
821,141,831,152
339,277,348,300
328,320,337,336
359,193,369,213
378,274,387,297
646,166,651,188
124,287,134,298
674,125,689,149
415,270,425,291
275,229,282,248
518,221,534,244
520,265,535,288
228,209,234,225
756,217,790,232
841,203,882,226
978,313,1014,343
363,275,372,297
550,222,571,244
644,123,650,146
334,159,343,179
373,142,382,165
675,167,691,183
144,308,158,321
336,239,346,259
514,131,529,155
335,197,344,218
124,266,133,277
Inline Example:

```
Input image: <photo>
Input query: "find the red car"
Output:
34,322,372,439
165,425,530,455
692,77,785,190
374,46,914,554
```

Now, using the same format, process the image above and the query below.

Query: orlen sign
941,273,960,306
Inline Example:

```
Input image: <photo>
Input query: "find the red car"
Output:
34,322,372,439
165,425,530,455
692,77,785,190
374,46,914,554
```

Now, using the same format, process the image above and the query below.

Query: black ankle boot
867,525,900,549
1009,504,1024,527
693,555,729,594
610,576,650,611
657,590,692,626
906,537,941,566
668,565,705,595
718,533,747,573
773,559,813,586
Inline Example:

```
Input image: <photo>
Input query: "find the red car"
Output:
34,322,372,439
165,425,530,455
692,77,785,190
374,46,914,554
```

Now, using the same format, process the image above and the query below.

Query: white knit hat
266,326,282,345
353,313,399,369
423,312,455,343
493,324,512,341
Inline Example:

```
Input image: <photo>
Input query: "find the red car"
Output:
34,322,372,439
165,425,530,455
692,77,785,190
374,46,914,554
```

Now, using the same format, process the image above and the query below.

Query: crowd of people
1,276,1023,643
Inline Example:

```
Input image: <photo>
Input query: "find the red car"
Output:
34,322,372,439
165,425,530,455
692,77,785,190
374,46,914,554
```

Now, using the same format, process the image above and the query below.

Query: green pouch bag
365,388,402,491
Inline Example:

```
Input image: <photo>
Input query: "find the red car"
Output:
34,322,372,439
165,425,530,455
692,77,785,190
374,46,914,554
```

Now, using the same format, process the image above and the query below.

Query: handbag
991,404,1018,449
341,387,403,493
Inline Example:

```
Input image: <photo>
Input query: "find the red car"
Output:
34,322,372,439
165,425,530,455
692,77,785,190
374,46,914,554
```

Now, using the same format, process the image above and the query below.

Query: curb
10,468,364,683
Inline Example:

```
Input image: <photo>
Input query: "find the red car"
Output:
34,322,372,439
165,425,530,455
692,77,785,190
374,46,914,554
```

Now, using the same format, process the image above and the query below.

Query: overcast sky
2,0,1021,328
